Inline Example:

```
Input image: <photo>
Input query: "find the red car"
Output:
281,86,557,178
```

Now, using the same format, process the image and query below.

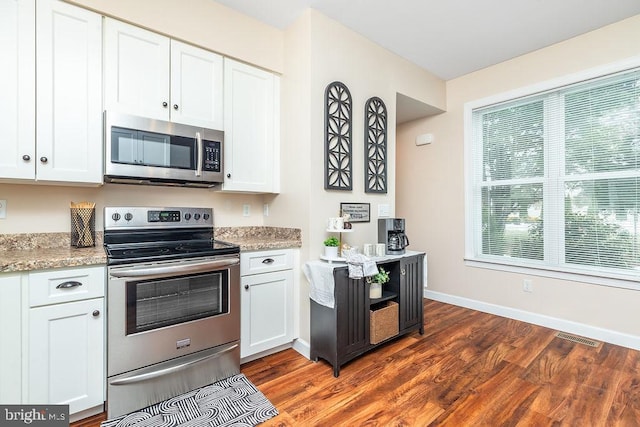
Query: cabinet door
223,58,280,193
0,274,22,403
28,298,104,414
399,255,424,332
36,0,102,184
334,269,369,357
103,18,170,121
170,40,223,129
240,270,293,358
0,0,35,180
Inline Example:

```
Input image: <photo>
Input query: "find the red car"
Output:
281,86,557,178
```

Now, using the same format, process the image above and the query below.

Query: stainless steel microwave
104,112,224,187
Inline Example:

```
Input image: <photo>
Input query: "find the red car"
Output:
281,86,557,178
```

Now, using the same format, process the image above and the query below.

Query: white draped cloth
304,252,379,308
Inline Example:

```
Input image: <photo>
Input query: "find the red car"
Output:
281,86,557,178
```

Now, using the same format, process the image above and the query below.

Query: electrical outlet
242,204,250,217
523,279,533,293
0,199,6,219
263,203,269,217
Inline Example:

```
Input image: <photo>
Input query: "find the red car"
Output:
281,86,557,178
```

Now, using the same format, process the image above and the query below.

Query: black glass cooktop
104,228,240,265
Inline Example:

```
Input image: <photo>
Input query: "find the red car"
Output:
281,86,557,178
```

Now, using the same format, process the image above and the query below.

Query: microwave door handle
195,131,203,177
110,258,239,279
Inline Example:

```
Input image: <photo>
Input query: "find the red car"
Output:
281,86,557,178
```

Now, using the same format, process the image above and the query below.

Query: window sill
464,258,640,292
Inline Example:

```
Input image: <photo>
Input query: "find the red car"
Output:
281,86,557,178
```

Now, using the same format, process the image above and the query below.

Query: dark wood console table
308,252,425,376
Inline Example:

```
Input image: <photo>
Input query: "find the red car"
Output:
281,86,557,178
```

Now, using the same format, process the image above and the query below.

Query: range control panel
104,207,213,230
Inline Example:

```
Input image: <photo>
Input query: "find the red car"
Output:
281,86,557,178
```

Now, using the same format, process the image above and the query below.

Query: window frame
464,56,640,290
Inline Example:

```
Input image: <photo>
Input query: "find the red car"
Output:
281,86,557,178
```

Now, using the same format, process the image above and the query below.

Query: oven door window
126,271,229,335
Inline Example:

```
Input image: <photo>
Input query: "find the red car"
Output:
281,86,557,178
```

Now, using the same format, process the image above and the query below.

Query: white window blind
468,67,640,281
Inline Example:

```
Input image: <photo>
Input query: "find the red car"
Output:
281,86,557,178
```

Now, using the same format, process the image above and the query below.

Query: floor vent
555,332,600,348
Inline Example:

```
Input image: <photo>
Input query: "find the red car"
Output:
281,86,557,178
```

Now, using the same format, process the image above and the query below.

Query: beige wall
65,0,284,73
0,0,287,234
397,14,640,340
0,183,266,233
2,1,447,349
279,10,445,344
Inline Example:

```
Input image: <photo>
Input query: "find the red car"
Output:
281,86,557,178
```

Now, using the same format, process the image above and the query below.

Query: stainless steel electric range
103,206,240,418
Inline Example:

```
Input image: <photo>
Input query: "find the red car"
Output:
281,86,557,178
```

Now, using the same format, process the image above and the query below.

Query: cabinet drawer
29,266,105,307
240,249,293,276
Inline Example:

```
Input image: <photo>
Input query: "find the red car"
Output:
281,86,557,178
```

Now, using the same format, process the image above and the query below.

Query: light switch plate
378,203,390,218
0,200,6,219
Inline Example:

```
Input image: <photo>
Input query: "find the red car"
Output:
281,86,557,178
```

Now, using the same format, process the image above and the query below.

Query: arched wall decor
364,96,387,193
324,81,353,191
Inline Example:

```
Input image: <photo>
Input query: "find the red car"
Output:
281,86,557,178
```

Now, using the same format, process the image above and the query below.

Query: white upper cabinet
103,18,170,121
223,58,280,193
36,0,103,184
104,19,223,130
170,40,224,129
0,0,35,180
0,0,102,184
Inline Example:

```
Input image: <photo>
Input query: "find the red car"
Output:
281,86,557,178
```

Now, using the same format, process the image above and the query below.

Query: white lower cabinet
240,249,294,359
28,298,104,413
0,274,22,403
19,265,105,417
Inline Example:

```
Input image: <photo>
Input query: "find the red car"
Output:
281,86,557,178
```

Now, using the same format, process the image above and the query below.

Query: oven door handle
110,258,239,279
109,343,238,386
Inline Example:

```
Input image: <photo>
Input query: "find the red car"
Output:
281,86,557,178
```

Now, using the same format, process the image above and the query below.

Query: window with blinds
467,67,640,281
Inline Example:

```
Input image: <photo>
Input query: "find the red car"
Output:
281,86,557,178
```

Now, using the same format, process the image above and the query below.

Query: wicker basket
370,301,399,344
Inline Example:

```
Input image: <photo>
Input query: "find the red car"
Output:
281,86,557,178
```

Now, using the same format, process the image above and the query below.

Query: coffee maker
378,218,410,255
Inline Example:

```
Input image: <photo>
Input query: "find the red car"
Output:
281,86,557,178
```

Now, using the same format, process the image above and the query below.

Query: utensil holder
71,207,95,248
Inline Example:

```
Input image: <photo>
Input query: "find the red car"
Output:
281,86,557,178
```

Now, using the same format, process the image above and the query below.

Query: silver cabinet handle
173,104,179,110
262,258,275,264
56,280,82,289
162,101,168,107
40,156,48,163
92,310,100,317
244,285,249,290
22,154,31,161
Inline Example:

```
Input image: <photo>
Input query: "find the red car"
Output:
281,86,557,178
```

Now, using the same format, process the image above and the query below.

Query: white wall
397,14,640,347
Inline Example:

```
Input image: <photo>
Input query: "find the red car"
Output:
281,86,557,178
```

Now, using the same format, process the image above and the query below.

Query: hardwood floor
72,299,640,426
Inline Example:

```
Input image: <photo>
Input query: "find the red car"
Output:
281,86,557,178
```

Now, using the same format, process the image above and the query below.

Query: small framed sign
340,203,370,223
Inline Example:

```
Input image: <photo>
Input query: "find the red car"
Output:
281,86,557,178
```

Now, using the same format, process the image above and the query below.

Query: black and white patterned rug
101,374,278,427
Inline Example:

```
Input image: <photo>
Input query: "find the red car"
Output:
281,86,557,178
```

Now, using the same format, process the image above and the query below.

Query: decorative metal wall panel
325,81,352,190
365,96,387,193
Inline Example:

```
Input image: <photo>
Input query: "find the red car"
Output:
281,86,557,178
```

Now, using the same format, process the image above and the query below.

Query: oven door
107,255,240,377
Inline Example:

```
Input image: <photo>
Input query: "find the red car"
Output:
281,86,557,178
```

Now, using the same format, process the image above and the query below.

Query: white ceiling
214,0,640,80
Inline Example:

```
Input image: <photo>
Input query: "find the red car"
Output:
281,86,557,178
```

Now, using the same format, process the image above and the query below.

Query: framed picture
340,203,370,223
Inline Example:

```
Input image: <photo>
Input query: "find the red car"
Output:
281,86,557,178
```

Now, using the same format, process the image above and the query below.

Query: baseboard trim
424,290,640,351
292,337,310,359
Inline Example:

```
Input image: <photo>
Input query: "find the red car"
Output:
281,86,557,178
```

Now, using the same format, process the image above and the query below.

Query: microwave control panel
203,140,221,172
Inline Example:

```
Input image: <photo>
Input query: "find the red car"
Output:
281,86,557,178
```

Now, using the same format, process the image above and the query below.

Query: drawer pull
56,280,83,290
262,258,275,265
92,310,100,317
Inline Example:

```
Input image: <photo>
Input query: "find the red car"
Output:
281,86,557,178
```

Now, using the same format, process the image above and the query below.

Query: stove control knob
111,213,121,222
124,213,133,221
194,213,201,220
184,213,191,220
203,213,210,220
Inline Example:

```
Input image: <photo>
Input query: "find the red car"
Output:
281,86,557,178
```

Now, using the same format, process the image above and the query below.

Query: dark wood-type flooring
73,299,640,426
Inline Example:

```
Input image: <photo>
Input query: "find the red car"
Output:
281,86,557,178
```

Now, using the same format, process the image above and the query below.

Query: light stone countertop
0,227,302,273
